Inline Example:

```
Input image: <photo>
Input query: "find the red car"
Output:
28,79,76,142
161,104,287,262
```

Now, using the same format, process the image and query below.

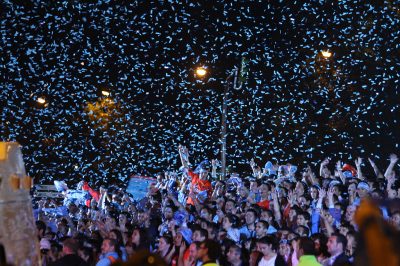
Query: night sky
1,0,399,186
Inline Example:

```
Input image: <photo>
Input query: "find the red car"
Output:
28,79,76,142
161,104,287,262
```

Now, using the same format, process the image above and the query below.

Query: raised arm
368,157,384,179
211,159,218,179
355,157,365,180
271,190,282,226
178,145,189,169
384,154,398,180
320,158,329,178
335,161,346,184
249,158,258,177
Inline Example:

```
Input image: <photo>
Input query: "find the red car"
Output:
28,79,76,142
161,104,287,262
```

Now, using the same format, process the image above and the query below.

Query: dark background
1,0,399,186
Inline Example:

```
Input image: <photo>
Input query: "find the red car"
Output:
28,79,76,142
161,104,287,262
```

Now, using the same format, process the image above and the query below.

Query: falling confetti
0,0,399,185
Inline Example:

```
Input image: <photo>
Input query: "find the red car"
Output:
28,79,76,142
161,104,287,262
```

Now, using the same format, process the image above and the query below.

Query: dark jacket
333,252,351,266
49,254,88,266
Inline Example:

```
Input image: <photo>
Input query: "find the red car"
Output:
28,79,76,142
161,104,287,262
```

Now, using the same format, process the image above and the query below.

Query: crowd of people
26,148,400,266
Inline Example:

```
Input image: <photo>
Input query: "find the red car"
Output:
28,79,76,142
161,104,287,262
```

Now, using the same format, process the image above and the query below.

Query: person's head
357,182,370,198
225,199,236,213
192,228,208,242
295,225,309,237
295,181,307,197
348,183,357,195
298,195,311,211
296,212,308,227
206,222,219,241
346,231,357,254
199,168,209,180
255,221,268,238
36,220,46,239
109,229,124,246
345,205,357,223
158,235,172,253
227,244,243,265
237,186,249,198
222,214,238,230
257,236,276,257
250,179,259,191
198,239,221,262
200,207,212,221
311,233,328,257
101,238,117,255
62,238,79,255
131,227,150,250
278,239,291,257
137,210,149,225
163,206,174,220
260,209,274,224
391,211,400,228
189,242,200,261
310,186,319,200
259,184,270,198
245,209,257,226
289,206,301,221
297,237,316,259
327,233,347,257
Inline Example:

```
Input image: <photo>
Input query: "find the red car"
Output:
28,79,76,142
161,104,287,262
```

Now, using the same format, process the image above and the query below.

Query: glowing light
321,50,332,58
195,67,207,77
37,97,46,104
102,90,110,96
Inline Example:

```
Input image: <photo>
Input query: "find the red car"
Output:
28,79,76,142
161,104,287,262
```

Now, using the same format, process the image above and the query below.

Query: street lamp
37,97,46,104
321,50,332,58
102,90,110,96
195,67,207,78
194,58,248,179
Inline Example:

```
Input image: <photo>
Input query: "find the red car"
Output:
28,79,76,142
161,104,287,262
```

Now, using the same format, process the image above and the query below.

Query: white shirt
258,254,277,266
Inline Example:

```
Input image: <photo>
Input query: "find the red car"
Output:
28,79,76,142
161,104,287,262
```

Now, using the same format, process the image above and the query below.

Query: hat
264,161,273,170
178,227,192,245
289,165,297,174
357,182,370,191
195,160,210,173
329,180,341,188
342,164,357,177
196,191,208,203
174,210,187,226
40,238,51,250
343,171,353,178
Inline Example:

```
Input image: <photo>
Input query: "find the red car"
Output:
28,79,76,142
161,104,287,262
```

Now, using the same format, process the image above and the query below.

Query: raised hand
318,188,326,199
355,157,363,168
250,158,256,168
327,187,334,198
321,158,330,167
336,160,342,171
287,190,296,205
389,154,398,164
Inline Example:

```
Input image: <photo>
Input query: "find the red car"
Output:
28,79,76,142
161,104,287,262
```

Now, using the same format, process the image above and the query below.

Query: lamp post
194,59,247,179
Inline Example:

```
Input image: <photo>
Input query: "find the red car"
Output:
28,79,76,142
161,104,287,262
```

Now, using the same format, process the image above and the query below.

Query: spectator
256,236,286,266
297,237,321,266
198,239,221,266
96,238,119,266
323,233,350,266
49,238,88,266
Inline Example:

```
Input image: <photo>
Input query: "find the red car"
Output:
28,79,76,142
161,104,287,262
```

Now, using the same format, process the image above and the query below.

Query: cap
357,181,370,191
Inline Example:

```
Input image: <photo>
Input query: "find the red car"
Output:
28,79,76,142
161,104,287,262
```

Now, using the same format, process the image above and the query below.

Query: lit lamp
195,67,207,78
321,50,332,58
37,97,46,104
